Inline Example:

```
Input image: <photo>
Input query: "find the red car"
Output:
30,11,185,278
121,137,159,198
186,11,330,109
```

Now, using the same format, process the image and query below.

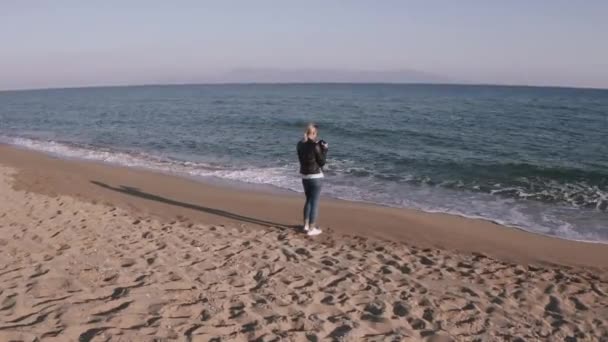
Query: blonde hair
303,123,318,142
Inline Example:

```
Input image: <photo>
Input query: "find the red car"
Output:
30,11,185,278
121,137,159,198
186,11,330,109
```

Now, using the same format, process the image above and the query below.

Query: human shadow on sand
90,181,299,231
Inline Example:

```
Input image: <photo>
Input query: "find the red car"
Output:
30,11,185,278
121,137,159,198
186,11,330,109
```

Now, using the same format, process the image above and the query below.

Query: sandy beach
1,145,607,341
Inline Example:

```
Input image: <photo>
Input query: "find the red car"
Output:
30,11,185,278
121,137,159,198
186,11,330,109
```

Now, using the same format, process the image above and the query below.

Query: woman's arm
315,143,327,168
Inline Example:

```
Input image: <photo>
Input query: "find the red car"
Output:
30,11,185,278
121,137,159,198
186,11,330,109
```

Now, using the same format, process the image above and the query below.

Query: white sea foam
2,135,606,244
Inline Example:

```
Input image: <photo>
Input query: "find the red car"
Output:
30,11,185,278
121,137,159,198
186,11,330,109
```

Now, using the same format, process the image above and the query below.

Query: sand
1,146,608,341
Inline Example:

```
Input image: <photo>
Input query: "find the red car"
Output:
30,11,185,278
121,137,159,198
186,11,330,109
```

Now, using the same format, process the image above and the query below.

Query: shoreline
2,138,606,247
1,143,607,269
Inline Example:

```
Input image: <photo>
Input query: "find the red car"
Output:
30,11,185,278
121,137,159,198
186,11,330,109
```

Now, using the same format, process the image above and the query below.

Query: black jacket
297,139,327,175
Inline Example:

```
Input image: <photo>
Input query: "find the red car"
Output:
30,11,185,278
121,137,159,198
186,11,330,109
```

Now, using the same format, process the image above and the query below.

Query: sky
2,1,608,90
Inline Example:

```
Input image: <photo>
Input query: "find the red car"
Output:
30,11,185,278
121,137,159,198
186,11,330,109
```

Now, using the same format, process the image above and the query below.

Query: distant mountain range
203,68,449,84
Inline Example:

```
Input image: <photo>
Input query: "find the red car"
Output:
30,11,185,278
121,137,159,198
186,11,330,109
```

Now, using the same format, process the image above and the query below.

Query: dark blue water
1,84,607,242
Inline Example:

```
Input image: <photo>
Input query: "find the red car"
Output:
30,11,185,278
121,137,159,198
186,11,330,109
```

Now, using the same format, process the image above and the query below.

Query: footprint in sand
362,300,386,322
120,259,136,268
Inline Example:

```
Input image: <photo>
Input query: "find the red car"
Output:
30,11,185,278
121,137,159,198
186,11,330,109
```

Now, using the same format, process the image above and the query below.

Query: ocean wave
369,160,608,211
0,136,221,175
0,135,305,189
3,135,606,213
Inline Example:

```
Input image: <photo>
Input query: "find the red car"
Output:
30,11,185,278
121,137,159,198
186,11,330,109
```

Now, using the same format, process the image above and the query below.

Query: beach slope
1,145,607,341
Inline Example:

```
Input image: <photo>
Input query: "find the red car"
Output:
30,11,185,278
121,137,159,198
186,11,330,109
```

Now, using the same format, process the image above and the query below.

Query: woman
297,123,328,236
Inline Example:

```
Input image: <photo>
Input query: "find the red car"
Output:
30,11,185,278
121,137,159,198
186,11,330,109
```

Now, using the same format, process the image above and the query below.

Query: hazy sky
2,1,608,90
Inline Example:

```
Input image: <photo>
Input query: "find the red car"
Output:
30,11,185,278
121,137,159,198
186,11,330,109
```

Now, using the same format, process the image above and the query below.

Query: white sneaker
307,227,322,236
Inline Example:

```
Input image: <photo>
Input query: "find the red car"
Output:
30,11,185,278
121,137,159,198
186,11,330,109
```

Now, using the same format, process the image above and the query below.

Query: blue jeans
302,178,322,224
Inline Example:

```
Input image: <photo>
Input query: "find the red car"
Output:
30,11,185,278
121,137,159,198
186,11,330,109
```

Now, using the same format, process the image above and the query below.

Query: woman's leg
302,179,312,229
308,179,322,226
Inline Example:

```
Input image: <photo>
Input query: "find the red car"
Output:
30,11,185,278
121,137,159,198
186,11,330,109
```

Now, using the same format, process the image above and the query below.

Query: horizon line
1,81,607,93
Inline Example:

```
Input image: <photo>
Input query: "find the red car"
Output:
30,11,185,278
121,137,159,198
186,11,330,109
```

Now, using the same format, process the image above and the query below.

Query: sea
0,84,606,243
